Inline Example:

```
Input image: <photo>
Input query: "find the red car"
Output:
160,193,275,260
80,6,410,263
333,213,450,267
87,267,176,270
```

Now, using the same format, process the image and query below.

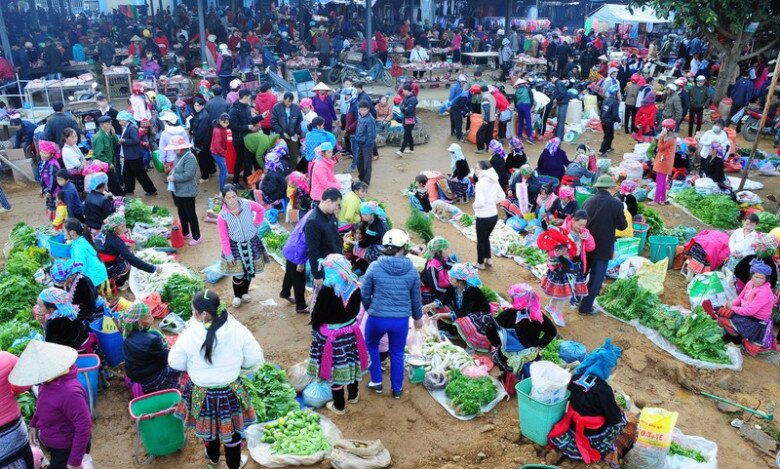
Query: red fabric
254,92,278,129
153,37,170,56
453,316,491,351
398,82,420,97
689,230,731,270
634,104,657,133
548,407,607,464
225,129,236,176
0,58,15,80
492,91,509,112
227,35,242,51
375,32,388,53
127,42,143,57
210,126,228,155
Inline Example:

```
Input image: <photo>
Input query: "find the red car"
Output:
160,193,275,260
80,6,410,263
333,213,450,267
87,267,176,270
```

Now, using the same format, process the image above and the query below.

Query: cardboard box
6,149,26,161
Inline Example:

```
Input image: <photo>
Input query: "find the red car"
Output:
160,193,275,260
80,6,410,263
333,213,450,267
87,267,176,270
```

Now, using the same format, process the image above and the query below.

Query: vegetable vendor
0,351,34,468
486,284,557,380
63,219,109,295
420,236,454,305
564,150,595,187
548,338,636,466
286,171,312,221
537,137,570,181
503,164,542,218
217,184,266,308
50,259,99,324
350,201,389,264
307,254,368,415
94,213,157,291
616,180,638,219
339,181,368,228
703,142,729,191
505,137,528,170
258,147,290,206
119,302,182,394
705,260,778,355
488,139,510,190
34,287,90,352
9,341,93,469
733,232,779,291
727,213,759,270
538,210,595,327
423,263,493,350
83,172,116,232
169,290,264,469
546,185,579,227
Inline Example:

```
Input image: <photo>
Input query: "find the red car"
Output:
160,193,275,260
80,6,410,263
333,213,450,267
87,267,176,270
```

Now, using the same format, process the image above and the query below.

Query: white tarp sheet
587,4,669,24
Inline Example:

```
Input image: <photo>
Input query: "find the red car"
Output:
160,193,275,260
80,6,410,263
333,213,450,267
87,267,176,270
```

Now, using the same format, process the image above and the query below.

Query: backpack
219,55,234,75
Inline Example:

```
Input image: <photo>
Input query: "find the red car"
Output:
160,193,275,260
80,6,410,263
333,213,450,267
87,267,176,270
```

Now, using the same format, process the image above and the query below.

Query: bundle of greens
124,198,155,227
8,223,38,255
260,410,331,456
0,320,42,355
406,208,435,242
143,235,170,248
0,273,44,323
444,369,497,416
669,442,706,463
262,232,289,254
244,363,299,423
639,306,683,342
459,213,474,227
541,338,563,365
597,277,660,322
671,189,740,229
507,243,548,265
152,206,171,217
673,307,730,364
756,212,780,233
637,205,664,235
659,225,698,244
16,393,36,423
161,273,204,320
479,286,499,304
6,246,49,278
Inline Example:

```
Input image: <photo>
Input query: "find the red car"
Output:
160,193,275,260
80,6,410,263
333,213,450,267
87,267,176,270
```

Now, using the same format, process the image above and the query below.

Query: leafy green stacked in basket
671,188,740,229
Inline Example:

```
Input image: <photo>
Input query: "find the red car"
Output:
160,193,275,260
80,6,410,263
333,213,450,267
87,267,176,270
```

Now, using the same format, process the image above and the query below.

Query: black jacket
679,89,690,119
72,275,98,324
205,96,230,122
583,189,628,260
260,167,288,202
568,374,623,435
43,112,80,147
42,44,64,74
304,206,342,279
271,102,303,137
554,80,570,105
311,287,361,330
400,95,418,119
93,107,121,134
94,233,156,273
124,329,170,382
493,307,557,349
119,123,144,160
440,285,490,317
189,110,213,148
600,96,620,125
490,152,509,189
545,41,558,61
84,191,116,230
228,101,253,140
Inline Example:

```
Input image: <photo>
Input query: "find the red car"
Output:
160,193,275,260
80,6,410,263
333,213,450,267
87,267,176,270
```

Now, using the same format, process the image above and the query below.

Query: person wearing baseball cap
514,77,535,143
165,136,202,245
688,75,711,137
662,82,683,128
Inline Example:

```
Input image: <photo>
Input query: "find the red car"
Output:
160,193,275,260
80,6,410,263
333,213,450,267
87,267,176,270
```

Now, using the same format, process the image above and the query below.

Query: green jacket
91,130,118,166
514,86,533,106
688,85,711,109
244,131,280,168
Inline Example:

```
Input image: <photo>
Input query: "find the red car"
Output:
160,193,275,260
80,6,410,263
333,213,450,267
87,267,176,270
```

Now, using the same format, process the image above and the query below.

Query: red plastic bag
143,292,170,319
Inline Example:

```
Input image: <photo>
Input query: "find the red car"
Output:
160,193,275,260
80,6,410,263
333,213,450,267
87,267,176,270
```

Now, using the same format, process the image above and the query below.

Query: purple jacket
282,210,314,265
537,148,570,181
29,365,92,466
311,94,337,128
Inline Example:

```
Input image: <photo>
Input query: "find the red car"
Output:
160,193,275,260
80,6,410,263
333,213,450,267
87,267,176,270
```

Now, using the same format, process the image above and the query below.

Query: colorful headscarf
50,260,84,284
38,140,60,158
273,142,288,159
545,138,561,154
750,259,773,276
751,233,779,259
265,150,282,172
449,263,482,288
619,180,638,195
507,283,542,322
299,98,313,108
319,254,359,307
509,136,524,151
519,164,534,176
359,201,385,218
423,236,449,259
117,110,135,122
710,141,726,158
641,91,656,107
575,338,622,380
88,172,109,191
102,212,126,233
38,287,79,320
315,142,334,161
574,153,589,167
118,302,149,324
558,185,574,199
489,139,506,159
287,171,309,193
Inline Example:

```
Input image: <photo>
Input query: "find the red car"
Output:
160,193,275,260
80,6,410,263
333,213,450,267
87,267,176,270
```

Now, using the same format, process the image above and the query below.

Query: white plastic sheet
427,374,507,421
246,413,343,467
664,428,718,469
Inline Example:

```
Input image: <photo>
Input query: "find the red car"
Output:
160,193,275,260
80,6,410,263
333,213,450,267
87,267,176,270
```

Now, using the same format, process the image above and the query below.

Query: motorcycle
740,102,780,143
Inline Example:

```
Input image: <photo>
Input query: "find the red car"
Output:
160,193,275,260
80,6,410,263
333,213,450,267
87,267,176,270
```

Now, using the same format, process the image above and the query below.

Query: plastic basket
48,233,72,259
633,222,649,252
129,389,185,458
575,187,594,207
516,378,569,446
649,235,679,269
90,317,124,366
615,237,641,258
151,150,164,173
76,354,100,413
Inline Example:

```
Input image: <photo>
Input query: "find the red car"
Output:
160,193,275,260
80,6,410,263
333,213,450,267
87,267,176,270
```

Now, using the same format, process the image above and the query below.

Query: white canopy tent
587,4,670,25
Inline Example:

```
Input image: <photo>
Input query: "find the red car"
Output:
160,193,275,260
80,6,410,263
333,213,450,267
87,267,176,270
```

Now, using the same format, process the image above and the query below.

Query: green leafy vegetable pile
444,369,497,416
6,246,50,278
460,213,474,227
756,212,780,233
8,223,38,255
0,320,42,355
0,273,44,323
16,393,36,423
479,286,499,304
541,338,563,365
597,277,661,322
143,235,170,248
507,243,548,265
637,205,664,235
405,208,435,242
671,189,740,229
161,273,204,320
669,442,706,463
124,198,155,227
658,225,698,244
260,410,331,456
262,232,289,254
243,363,299,423
152,205,171,217
673,307,730,364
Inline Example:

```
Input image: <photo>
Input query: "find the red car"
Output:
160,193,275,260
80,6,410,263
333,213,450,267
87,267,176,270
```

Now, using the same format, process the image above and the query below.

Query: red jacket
376,32,388,53
0,58,14,80
254,92,278,129
397,82,420,98
153,37,170,56
492,91,509,113
634,104,657,133
210,126,228,155
227,35,242,51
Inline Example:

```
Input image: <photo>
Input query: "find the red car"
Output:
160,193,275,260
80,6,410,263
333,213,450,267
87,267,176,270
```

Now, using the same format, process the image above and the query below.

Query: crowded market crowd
0,1,778,469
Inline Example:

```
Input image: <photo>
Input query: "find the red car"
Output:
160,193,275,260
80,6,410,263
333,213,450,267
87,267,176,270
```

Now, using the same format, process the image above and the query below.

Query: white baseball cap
383,229,410,248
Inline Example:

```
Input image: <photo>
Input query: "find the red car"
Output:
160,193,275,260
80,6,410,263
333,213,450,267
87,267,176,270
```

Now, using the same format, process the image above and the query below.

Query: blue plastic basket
48,233,72,259
76,354,100,413
90,317,124,366
516,378,569,446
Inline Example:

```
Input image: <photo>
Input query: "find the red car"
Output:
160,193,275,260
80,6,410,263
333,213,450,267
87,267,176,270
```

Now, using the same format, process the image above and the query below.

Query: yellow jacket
615,209,634,238
339,191,362,225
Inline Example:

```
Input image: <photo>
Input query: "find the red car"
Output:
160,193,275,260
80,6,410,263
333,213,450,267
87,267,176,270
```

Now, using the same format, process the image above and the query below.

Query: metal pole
299,0,305,43
365,0,372,66
738,49,780,191
197,0,208,70
0,5,14,68
505,0,511,34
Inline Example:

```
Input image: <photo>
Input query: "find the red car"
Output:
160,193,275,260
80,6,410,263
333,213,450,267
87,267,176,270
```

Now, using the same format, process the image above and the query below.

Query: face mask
712,126,721,134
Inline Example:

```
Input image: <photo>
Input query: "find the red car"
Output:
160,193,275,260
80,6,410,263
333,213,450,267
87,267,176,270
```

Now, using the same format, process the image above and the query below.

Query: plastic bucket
151,150,165,173
90,317,124,366
516,378,569,446
575,187,594,207
633,222,649,252
76,354,100,412
48,233,72,259
129,389,185,457
649,235,679,269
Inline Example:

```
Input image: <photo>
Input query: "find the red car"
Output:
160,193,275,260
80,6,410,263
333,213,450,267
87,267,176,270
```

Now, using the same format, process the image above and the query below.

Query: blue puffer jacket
361,255,422,320
303,128,337,162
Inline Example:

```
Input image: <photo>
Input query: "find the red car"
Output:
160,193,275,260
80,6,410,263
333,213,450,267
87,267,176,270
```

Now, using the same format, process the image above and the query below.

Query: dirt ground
2,89,780,468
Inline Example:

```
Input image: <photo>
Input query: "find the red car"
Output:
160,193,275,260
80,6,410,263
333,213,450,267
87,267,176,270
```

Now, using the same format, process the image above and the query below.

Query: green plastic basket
151,150,165,173
128,390,185,458
516,378,569,446
648,235,678,269
633,222,649,253
575,187,594,207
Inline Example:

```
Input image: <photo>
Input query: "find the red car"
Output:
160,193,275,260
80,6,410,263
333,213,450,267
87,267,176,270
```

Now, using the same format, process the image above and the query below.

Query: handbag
403,117,416,125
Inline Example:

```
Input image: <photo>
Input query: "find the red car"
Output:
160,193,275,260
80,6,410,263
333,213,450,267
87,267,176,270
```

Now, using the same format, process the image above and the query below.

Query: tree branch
715,24,738,41
700,29,726,53
740,39,780,61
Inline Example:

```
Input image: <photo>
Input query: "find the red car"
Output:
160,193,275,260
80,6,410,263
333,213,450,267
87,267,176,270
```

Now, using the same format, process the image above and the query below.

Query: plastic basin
516,378,569,446
76,354,100,412
48,233,72,259
90,317,124,366
648,235,679,269
128,390,185,457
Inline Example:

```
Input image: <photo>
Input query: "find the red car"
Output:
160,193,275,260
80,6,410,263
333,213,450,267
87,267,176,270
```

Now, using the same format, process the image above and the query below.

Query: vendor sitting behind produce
34,287,89,351
705,260,777,355
50,259,98,324
119,302,182,394
548,338,636,466
703,142,730,191
423,263,493,349
349,201,388,265
420,237,454,305
485,284,557,379
94,213,157,290
727,213,759,269
307,254,368,415
503,164,542,218
83,173,116,231
339,181,368,227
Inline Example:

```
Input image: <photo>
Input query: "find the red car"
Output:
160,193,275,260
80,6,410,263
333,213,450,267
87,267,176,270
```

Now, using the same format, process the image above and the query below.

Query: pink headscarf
619,180,637,195
299,98,313,109
39,140,61,158
558,185,574,199
507,283,542,322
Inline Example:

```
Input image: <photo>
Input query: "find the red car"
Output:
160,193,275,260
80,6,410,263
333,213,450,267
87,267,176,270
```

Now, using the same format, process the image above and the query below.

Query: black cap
219,113,230,120
97,115,112,124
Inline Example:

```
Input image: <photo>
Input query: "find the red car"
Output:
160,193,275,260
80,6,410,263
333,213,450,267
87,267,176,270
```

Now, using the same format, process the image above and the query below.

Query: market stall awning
314,0,377,5
587,4,670,24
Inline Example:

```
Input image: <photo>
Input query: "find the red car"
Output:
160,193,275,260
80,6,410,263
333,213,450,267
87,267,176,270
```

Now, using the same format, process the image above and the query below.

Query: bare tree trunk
713,33,744,104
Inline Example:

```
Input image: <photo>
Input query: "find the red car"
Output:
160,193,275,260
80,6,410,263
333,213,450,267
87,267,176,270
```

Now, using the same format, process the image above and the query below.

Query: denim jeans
365,316,409,393
556,103,568,140
212,153,227,191
579,258,609,314
46,73,62,80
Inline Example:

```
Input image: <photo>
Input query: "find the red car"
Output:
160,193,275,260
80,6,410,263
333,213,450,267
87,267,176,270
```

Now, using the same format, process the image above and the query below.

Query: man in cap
118,111,157,196
662,83,683,128
514,78,535,143
447,74,467,108
688,76,711,137
92,115,124,195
